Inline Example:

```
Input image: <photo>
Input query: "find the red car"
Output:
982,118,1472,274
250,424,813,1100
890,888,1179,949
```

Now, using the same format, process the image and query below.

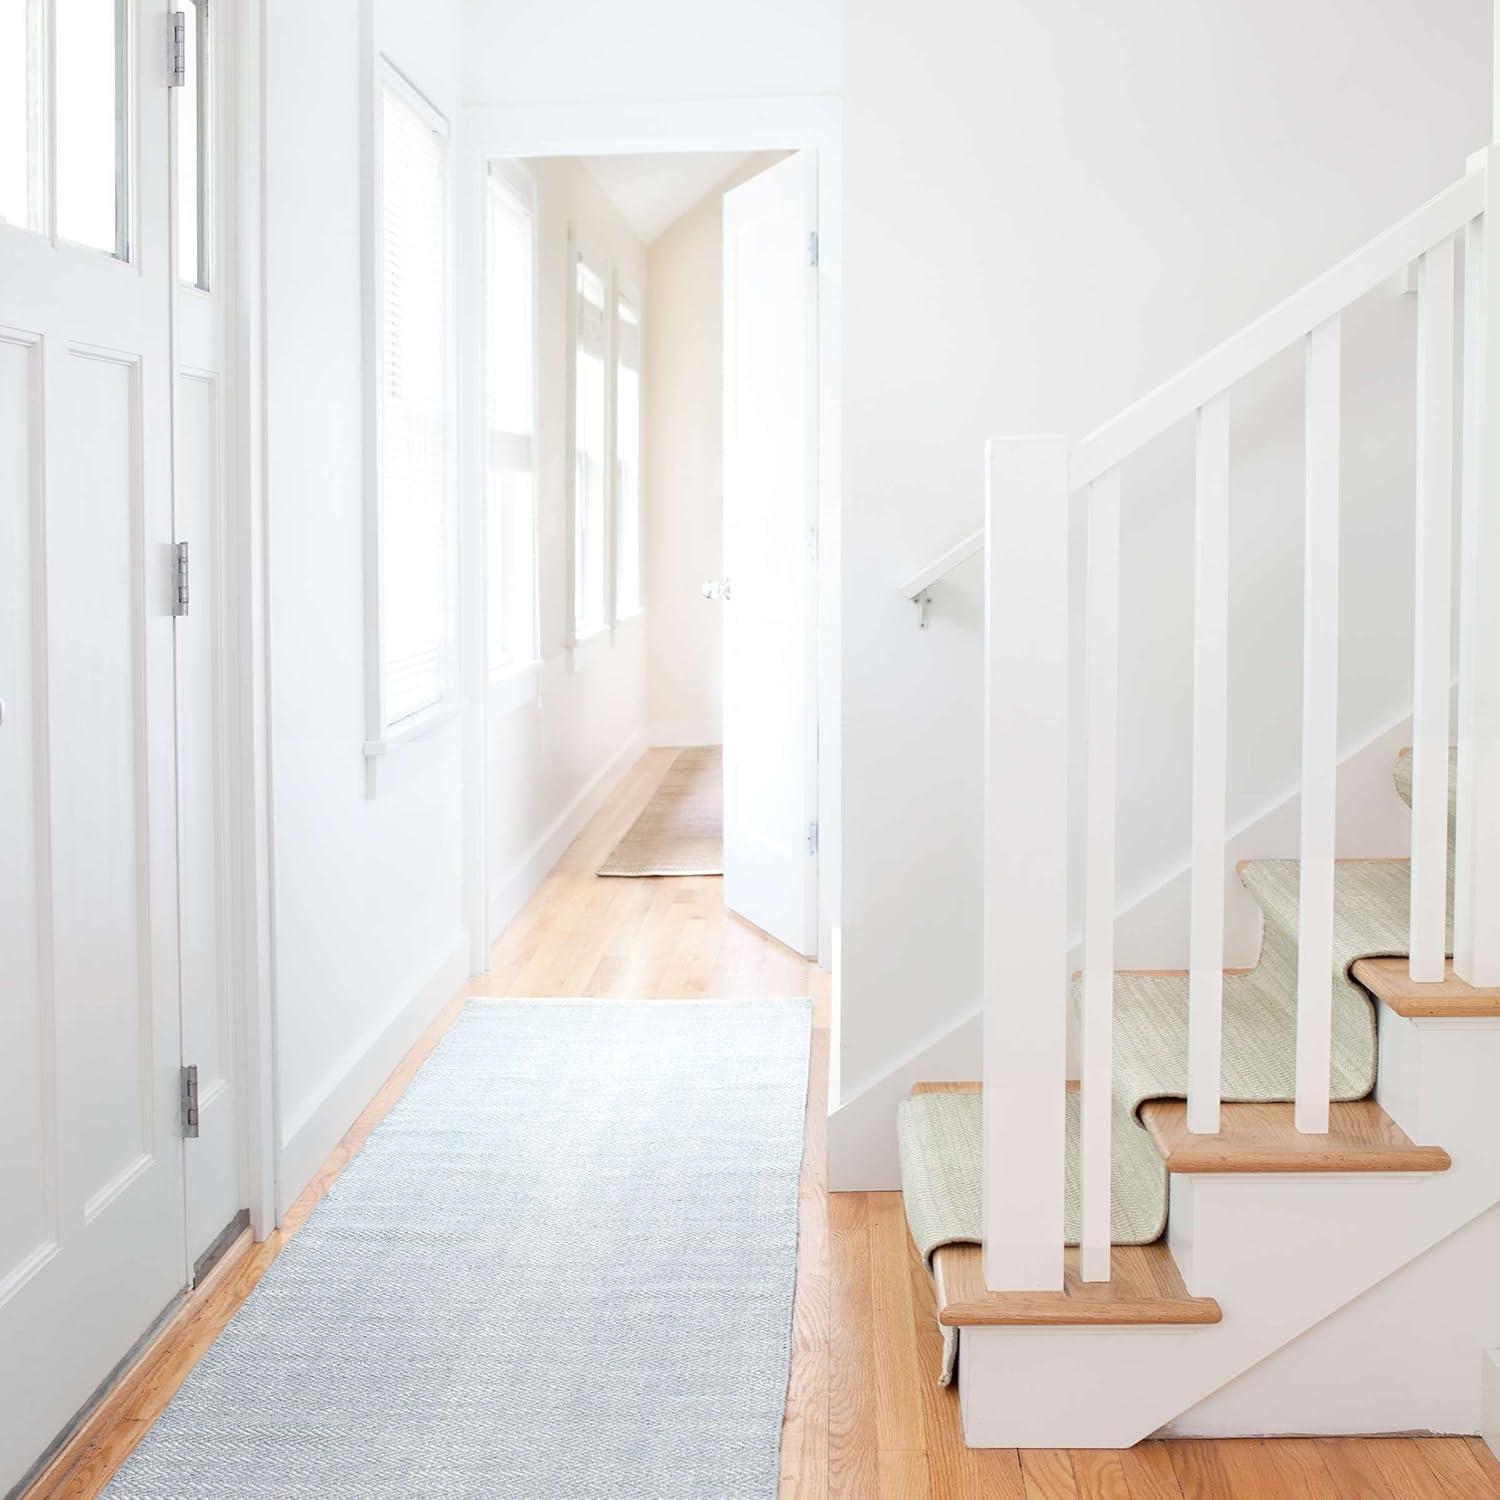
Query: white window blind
485,165,537,673
573,252,608,638
615,289,642,619
378,81,450,726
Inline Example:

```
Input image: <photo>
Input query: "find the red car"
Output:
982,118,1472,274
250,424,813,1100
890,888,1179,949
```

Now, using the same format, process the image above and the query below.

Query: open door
721,152,819,957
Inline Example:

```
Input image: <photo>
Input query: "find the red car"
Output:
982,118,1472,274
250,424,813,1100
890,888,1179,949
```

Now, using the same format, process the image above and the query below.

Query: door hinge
180,1064,200,1138
807,230,819,268
807,525,819,562
807,820,819,856
173,540,190,616
170,12,187,87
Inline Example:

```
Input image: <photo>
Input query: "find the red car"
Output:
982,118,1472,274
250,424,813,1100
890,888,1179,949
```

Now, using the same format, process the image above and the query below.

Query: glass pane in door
56,0,127,256
0,0,43,232
177,0,206,285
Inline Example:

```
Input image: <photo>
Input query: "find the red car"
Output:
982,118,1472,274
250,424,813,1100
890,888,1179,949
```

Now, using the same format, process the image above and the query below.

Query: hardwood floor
27,748,1500,1497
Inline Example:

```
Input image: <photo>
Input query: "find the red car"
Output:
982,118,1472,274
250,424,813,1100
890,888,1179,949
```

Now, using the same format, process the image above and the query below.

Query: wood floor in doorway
26,748,1500,1498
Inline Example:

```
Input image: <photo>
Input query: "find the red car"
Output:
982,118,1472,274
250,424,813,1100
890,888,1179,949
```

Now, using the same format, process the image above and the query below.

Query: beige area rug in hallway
598,745,723,876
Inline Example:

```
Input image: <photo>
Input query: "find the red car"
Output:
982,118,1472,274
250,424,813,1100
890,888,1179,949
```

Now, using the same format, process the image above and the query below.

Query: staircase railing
940,156,1500,1296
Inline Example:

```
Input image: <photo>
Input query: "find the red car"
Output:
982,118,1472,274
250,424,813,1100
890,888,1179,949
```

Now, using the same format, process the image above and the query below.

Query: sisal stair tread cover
1139,1098,1451,1173
1351,956,1500,1018
931,1238,1220,1327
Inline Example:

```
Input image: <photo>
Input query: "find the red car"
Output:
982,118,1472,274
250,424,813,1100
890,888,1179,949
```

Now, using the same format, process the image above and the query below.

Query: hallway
26,751,1500,1498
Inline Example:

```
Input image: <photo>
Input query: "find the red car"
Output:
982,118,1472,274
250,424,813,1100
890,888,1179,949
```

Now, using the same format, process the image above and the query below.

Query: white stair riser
959,1020,1500,1448
1169,1205,1500,1437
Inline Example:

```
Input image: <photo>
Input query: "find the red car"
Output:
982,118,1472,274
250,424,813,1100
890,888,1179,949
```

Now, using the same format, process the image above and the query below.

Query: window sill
614,607,645,628
568,625,611,674
487,659,540,716
364,698,461,759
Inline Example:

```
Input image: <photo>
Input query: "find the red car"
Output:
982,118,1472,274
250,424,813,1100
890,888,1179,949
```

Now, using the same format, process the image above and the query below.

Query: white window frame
612,275,643,625
484,158,540,694
568,229,613,657
363,60,458,759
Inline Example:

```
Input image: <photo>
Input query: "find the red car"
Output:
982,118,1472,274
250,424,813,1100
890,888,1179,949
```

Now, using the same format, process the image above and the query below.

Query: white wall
461,0,839,108
484,159,651,936
265,0,470,1212
642,154,784,746
837,0,1490,1138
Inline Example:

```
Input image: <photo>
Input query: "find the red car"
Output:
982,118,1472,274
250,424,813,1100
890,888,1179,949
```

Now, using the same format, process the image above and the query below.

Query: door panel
721,152,819,956
0,1,188,1489
0,332,53,1297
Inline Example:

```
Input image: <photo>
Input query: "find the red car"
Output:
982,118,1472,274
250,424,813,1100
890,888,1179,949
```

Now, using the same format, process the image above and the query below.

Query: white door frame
217,0,278,1241
457,96,843,972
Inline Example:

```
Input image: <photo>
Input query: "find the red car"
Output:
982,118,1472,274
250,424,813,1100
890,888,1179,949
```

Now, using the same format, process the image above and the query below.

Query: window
2,0,128,257
572,249,609,640
177,0,209,287
614,287,642,620
485,163,537,675
375,74,451,729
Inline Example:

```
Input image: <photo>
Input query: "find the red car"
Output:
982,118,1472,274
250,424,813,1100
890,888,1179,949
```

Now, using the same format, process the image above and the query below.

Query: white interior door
0,3,187,1489
172,0,245,1276
721,152,819,956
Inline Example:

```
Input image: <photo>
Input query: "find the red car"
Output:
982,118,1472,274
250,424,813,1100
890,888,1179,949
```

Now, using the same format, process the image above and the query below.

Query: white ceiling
579,152,755,246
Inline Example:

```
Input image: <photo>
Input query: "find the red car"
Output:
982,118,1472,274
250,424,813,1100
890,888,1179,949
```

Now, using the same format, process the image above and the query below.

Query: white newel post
982,437,1069,1293
1456,141,1500,988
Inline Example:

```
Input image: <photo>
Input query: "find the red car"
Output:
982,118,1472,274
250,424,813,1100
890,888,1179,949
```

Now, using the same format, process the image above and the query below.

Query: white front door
721,152,819,957
0,3,187,1489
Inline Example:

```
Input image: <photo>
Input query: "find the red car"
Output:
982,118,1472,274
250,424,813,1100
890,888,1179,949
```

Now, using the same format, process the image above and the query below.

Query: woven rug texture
106,998,811,1498
599,746,724,877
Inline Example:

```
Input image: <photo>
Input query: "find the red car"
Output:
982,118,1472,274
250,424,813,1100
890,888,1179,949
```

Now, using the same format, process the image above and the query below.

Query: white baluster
1410,237,1457,983
1295,316,1342,1134
982,436,1069,1292
1454,196,1499,986
1188,394,1229,1135
1080,468,1120,1284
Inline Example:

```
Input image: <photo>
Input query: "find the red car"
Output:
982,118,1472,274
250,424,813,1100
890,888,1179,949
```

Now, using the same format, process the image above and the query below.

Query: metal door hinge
170,12,187,87
807,820,819,856
181,1064,200,1138
173,540,190,615
807,525,819,562
807,230,819,268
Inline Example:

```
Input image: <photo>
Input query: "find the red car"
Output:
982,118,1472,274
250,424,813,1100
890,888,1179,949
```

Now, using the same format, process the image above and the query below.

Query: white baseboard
648,719,721,748
276,932,470,1217
829,710,1424,1191
486,733,647,944
828,1009,982,1190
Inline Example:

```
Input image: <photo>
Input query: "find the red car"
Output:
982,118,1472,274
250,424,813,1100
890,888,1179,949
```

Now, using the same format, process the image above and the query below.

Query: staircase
895,149,1500,1447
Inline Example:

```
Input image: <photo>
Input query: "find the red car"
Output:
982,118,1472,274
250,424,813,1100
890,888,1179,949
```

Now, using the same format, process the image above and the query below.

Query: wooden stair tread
1352,956,1500,1018
932,1241,1221,1327
1140,1098,1450,1173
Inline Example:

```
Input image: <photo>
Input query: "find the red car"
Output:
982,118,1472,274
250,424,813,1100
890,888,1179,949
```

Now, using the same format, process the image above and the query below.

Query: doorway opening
475,146,828,961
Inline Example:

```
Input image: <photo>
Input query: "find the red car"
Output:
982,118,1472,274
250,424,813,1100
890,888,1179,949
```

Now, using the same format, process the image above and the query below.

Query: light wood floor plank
1116,1442,1184,1500
1260,1437,1341,1498
1070,1448,1133,1499
1415,1436,1500,1497
1021,1448,1080,1499
1316,1437,1397,1499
